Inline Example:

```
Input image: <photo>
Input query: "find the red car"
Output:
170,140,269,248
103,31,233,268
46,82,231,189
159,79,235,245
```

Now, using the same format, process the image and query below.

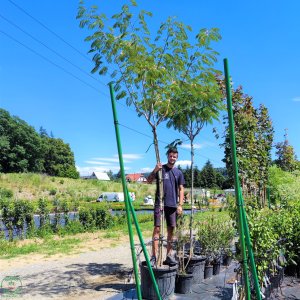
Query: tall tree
42,137,79,179
217,79,274,206
275,129,298,172
200,160,217,188
77,0,221,182
0,109,44,173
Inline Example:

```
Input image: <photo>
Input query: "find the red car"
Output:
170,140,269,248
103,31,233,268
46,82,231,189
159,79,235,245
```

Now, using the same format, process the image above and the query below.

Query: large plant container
212,256,221,275
184,255,206,284
175,273,193,294
140,261,177,300
222,254,232,266
204,265,213,279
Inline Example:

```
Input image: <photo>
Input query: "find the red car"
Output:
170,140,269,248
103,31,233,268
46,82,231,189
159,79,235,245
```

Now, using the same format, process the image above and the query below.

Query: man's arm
177,184,184,214
147,163,162,184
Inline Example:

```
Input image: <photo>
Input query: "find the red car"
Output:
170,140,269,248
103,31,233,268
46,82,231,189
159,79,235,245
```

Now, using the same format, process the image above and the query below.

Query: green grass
0,236,82,259
0,173,156,204
103,231,121,239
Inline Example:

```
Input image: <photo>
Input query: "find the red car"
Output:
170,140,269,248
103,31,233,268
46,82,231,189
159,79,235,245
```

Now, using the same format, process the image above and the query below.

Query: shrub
0,188,13,199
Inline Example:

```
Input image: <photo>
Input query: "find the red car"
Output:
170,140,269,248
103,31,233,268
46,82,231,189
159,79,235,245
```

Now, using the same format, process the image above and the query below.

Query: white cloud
140,167,152,173
180,142,216,150
121,154,143,160
292,97,300,102
85,160,112,165
176,160,191,167
76,165,130,176
181,143,203,149
78,153,143,176
92,157,121,163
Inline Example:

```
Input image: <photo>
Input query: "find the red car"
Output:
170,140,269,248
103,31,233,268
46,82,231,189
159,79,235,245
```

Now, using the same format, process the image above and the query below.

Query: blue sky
1,0,299,176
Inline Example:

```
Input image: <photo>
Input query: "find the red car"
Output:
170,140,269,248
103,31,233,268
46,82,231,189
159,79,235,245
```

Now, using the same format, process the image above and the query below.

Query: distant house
126,173,147,183
81,172,110,181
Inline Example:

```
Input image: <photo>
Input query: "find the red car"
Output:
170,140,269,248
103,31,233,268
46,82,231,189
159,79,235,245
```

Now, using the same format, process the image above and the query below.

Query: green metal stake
223,58,251,300
240,192,262,300
108,83,142,300
126,188,162,300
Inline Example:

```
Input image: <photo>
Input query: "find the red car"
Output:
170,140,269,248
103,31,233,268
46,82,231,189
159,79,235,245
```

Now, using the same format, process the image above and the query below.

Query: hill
0,173,155,203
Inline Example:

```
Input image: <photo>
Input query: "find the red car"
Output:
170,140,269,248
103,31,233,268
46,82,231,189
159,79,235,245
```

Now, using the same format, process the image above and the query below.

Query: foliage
0,109,79,178
217,80,274,207
0,109,44,173
197,215,235,261
268,165,300,206
41,135,79,179
274,130,298,172
77,0,222,182
0,187,13,199
200,160,217,188
180,163,228,189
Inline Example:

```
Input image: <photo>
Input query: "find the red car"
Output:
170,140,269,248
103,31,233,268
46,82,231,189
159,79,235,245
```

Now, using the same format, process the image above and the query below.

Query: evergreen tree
200,160,216,188
275,129,298,172
217,79,274,205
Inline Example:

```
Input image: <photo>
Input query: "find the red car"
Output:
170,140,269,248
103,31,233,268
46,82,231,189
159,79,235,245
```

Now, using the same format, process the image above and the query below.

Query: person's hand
153,162,162,173
177,204,183,215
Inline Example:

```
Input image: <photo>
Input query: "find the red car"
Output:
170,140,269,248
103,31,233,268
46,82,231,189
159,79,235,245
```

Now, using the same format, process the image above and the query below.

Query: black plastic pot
270,269,284,290
222,254,232,266
140,261,178,300
213,261,221,275
184,255,206,284
204,265,213,279
175,273,193,294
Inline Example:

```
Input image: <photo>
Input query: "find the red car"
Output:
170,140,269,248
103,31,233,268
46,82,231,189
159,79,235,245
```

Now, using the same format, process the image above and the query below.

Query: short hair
167,147,178,155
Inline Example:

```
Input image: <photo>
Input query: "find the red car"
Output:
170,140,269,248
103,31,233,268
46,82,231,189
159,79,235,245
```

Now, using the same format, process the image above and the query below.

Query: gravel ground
0,242,145,300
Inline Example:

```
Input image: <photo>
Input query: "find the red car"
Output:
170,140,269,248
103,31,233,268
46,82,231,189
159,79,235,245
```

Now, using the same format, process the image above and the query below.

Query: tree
217,79,274,206
77,0,221,183
106,170,114,180
0,109,44,173
275,129,298,172
200,160,217,188
78,1,222,263
42,137,79,179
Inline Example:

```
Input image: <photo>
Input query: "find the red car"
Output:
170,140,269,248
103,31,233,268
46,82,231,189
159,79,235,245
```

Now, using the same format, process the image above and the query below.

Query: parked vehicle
97,192,124,202
144,195,154,206
129,192,136,201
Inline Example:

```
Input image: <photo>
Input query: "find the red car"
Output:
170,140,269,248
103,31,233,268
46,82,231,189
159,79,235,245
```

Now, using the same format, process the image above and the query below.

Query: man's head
167,147,178,166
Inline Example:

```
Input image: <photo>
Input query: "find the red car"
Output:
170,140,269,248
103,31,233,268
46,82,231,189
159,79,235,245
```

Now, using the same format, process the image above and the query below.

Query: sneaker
150,256,156,267
163,255,177,266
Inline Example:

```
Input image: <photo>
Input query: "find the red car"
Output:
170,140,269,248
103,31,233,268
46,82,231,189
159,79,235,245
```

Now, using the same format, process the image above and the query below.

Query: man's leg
152,226,160,257
166,225,175,256
163,207,177,266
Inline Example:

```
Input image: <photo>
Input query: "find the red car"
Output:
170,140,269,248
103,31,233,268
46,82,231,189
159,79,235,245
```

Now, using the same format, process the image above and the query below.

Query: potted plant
174,215,194,294
197,216,231,278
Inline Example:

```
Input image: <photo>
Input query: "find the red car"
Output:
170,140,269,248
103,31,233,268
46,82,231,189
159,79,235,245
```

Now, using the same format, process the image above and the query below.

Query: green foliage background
0,109,79,178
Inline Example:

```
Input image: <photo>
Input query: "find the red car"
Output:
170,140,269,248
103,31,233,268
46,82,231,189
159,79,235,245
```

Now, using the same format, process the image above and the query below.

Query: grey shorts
154,206,177,227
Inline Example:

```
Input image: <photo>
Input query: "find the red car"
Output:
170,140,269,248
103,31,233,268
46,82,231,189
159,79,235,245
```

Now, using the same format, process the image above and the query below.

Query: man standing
147,147,185,266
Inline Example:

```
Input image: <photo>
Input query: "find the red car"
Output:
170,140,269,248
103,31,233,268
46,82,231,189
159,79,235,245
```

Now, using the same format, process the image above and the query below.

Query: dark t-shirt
155,164,185,207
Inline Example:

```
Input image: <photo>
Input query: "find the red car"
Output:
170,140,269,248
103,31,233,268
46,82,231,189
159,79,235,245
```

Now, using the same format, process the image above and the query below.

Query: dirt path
0,233,151,300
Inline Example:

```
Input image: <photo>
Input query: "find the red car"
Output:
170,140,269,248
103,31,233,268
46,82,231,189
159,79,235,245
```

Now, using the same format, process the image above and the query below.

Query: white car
144,195,154,206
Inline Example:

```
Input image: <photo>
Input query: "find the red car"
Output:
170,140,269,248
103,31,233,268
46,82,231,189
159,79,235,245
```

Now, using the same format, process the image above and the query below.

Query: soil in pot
140,261,178,300
175,273,193,294
184,255,206,284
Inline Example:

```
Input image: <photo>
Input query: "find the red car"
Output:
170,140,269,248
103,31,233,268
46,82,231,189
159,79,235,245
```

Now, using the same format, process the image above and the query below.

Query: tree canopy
0,109,79,178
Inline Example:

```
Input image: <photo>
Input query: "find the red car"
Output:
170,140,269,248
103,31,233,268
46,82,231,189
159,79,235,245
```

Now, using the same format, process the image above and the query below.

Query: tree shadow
19,262,134,298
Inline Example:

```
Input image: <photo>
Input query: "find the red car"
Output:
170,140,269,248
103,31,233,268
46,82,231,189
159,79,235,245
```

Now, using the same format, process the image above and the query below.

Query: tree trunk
152,126,164,266
189,137,194,258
